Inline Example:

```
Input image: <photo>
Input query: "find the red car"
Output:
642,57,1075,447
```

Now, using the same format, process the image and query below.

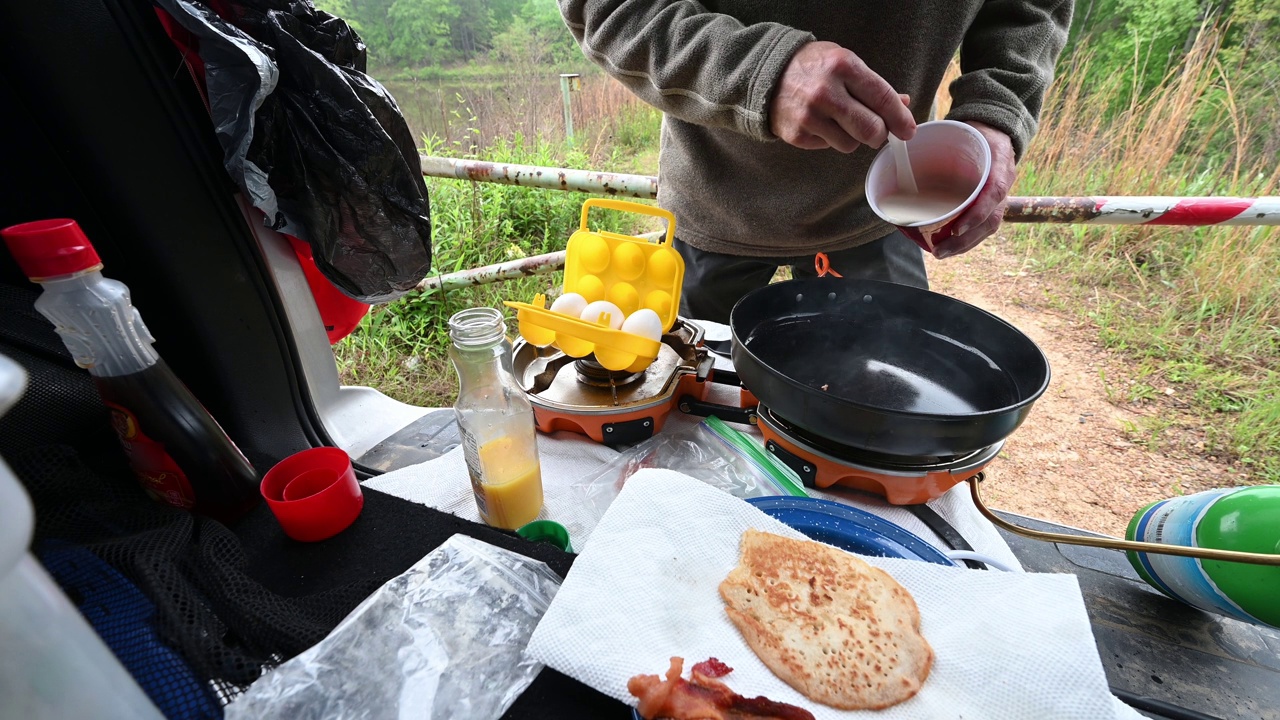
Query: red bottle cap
1,219,103,280
260,447,363,542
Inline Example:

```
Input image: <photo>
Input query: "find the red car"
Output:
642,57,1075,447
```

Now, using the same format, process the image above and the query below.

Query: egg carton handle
579,199,676,246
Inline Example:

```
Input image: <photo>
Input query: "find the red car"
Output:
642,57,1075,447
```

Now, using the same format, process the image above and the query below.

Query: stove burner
760,406,992,469
756,405,1001,504
574,358,644,388
510,319,714,445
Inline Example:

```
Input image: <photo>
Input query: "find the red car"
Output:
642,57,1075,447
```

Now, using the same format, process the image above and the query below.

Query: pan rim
728,277,1053,421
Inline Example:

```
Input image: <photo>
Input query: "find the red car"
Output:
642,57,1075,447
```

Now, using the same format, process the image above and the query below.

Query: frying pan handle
968,478,1280,566
579,198,676,245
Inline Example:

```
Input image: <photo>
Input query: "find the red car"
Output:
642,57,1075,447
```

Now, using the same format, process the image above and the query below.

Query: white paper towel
525,470,1130,720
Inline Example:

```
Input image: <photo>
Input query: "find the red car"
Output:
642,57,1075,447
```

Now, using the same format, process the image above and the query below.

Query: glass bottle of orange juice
448,307,544,530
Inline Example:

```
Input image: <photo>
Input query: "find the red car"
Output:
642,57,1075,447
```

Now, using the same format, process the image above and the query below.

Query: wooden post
559,73,581,145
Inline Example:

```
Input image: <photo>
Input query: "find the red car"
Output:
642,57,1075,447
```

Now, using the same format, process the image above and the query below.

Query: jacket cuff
743,27,815,141
945,101,1037,160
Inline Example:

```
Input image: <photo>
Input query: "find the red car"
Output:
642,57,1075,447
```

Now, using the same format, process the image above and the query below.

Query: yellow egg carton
504,199,684,373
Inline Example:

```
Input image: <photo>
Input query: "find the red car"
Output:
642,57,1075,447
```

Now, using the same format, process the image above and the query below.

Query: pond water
380,75,573,150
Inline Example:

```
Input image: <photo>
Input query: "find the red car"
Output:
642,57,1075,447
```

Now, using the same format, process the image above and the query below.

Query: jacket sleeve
558,0,814,141
945,0,1073,159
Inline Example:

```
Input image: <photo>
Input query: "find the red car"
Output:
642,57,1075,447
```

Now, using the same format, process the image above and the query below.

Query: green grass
993,29,1280,483
609,104,662,156
334,129,652,407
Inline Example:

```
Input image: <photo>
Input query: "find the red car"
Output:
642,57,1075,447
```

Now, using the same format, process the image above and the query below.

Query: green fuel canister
1126,486,1280,628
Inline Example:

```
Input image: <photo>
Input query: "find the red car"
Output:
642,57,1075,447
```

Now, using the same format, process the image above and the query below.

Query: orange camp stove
513,315,997,504
756,406,1002,505
511,318,715,446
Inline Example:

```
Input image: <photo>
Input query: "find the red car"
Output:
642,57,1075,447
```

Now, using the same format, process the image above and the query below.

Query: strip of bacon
691,658,733,679
628,657,814,720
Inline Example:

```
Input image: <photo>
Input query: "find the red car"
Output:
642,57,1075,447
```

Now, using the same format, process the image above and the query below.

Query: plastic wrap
152,0,432,303
571,417,806,534
224,534,560,720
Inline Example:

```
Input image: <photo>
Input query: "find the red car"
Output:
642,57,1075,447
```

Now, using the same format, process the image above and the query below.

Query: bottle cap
260,447,363,542
1,219,103,280
516,520,573,553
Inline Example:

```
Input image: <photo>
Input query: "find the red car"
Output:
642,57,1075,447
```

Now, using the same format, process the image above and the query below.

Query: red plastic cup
260,447,363,542
865,120,992,255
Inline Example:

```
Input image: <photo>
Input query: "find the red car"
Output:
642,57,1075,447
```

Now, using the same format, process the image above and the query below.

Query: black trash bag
153,0,431,303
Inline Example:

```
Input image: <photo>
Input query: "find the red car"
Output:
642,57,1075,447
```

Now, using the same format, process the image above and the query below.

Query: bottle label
105,401,196,510
1129,489,1257,624
457,424,489,521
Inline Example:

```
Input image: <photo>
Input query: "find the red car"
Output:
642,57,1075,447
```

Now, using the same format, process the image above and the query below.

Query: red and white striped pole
1005,197,1280,226
421,156,1280,227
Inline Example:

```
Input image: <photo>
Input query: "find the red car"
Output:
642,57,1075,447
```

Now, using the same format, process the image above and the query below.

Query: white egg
549,292,588,318
620,308,664,342
579,300,624,330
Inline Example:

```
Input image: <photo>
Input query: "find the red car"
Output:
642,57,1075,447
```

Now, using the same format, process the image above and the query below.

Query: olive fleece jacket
559,0,1073,256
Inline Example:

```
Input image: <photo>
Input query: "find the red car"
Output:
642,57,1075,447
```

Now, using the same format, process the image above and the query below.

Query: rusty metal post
416,251,568,294
420,156,659,199
1004,196,1280,225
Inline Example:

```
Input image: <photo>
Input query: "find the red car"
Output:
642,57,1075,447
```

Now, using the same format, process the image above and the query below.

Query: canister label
458,424,489,521
105,401,196,510
1129,489,1258,624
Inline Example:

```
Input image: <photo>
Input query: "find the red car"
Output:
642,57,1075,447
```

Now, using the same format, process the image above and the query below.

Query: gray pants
673,231,928,324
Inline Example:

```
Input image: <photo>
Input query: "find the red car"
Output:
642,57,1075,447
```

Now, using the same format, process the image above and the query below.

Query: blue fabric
37,542,223,720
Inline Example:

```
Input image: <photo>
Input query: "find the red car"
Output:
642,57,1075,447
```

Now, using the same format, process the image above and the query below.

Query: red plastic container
261,448,363,542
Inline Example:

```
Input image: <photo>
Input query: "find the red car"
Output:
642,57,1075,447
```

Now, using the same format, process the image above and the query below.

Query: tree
1087,0,1205,94
385,0,460,64
343,0,396,62
490,0,579,65
309,0,577,68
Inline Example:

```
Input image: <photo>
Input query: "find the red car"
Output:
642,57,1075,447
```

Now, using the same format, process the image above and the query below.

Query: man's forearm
558,0,813,140
945,0,1074,159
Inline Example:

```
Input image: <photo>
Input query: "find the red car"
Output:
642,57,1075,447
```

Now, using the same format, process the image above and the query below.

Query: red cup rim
864,119,992,229
260,447,362,542
261,447,352,503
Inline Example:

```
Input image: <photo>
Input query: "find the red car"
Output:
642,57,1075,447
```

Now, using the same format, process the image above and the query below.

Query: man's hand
933,122,1016,259
770,41,916,153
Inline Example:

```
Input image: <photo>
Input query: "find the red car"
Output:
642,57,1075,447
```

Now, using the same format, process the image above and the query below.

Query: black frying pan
730,277,1050,458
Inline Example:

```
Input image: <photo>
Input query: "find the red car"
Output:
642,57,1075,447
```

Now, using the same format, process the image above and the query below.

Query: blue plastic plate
746,496,957,567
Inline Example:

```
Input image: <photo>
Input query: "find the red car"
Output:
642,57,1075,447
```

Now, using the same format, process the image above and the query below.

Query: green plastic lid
517,520,573,553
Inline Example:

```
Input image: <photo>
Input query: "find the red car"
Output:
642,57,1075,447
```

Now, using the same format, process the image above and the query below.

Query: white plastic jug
0,353,164,719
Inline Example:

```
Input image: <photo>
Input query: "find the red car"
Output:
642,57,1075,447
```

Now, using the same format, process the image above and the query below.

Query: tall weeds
386,66,648,165
986,26,1280,479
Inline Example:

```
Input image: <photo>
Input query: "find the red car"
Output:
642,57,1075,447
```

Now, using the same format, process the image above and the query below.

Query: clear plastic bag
224,534,560,720
570,416,806,541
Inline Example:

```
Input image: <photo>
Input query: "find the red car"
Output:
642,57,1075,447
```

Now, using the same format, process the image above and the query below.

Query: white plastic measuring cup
866,120,992,254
